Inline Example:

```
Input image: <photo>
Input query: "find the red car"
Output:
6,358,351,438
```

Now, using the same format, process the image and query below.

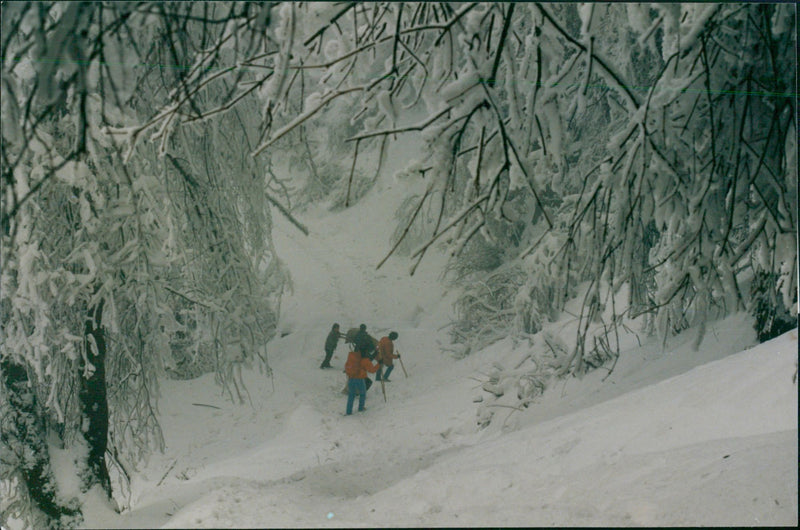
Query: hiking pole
397,351,408,378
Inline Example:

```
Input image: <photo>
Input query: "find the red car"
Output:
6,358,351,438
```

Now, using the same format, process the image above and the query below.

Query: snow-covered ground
74,164,798,528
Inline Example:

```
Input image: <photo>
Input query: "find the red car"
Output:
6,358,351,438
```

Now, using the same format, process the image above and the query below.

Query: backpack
354,331,374,355
345,328,359,345
344,352,361,378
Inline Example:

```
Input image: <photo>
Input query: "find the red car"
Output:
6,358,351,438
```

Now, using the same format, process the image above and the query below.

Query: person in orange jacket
344,345,379,415
375,331,399,382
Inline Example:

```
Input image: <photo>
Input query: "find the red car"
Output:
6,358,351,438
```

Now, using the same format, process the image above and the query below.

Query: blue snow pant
346,378,367,415
377,364,394,381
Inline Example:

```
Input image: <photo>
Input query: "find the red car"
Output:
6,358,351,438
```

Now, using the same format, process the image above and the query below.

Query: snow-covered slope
84,321,797,528
364,330,797,528
80,152,798,528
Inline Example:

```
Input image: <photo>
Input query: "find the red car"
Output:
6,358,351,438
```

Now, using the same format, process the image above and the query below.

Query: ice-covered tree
213,2,794,368
1,3,285,526
1,2,796,524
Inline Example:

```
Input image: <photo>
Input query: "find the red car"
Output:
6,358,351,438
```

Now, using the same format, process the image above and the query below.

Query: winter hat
388,331,398,340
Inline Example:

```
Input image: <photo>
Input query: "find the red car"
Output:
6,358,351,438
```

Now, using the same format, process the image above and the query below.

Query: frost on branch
1,1,795,515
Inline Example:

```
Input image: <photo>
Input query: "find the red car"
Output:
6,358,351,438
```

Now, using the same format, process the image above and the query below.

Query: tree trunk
1,359,82,528
80,298,112,498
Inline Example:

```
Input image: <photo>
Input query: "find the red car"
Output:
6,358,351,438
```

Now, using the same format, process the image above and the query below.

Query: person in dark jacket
321,323,345,369
352,323,377,359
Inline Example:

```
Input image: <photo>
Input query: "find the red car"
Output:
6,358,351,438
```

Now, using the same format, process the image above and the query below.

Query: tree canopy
1,2,796,527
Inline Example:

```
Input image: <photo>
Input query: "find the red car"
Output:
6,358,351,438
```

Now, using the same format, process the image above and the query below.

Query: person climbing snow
321,323,345,369
350,323,377,360
344,344,379,415
375,331,400,382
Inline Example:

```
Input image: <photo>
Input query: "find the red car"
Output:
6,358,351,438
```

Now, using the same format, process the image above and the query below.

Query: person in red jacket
375,332,399,382
344,345,379,415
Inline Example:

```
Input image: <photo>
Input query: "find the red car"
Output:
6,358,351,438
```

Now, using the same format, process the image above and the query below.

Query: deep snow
65,159,799,528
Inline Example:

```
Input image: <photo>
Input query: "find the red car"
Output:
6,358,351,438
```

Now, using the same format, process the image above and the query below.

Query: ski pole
397,351,408,378
381,378,387,402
